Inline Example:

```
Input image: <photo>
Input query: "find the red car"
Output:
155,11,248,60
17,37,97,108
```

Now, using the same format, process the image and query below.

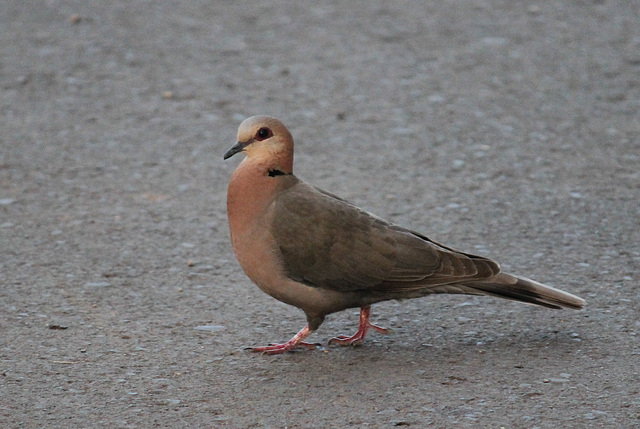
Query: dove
223,115,585,355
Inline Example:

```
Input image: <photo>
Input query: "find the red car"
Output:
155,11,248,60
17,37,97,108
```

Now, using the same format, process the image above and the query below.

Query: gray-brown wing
270,180,499,292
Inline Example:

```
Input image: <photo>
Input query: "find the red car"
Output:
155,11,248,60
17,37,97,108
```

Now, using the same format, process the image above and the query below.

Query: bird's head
224,116,294,174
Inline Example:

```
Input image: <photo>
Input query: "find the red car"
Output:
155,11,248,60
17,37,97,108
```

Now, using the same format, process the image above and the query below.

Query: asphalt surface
1,1,639,428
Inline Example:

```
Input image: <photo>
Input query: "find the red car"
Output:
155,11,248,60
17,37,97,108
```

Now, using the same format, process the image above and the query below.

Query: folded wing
270,180,500,293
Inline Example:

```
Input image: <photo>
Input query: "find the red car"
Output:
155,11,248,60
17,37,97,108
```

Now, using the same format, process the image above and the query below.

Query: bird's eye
255,127,273,141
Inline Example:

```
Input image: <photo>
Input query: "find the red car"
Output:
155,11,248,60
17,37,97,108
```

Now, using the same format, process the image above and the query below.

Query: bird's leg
250,325,321,355
328,306,391,346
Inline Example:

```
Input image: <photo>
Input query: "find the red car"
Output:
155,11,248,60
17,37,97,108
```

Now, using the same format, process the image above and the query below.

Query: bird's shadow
245,326,584,383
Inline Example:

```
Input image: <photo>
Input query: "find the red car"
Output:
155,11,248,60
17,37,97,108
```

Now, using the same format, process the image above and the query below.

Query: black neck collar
268,169,289,177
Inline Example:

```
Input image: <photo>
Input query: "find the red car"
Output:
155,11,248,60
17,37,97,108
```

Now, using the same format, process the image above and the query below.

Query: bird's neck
226,157,292,241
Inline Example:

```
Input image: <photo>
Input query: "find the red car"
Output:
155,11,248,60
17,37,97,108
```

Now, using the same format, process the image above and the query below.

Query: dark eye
255,127,273,141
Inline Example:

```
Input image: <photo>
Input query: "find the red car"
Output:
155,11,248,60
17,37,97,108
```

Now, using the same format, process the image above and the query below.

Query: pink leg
328,306,390,346
250,325,320,355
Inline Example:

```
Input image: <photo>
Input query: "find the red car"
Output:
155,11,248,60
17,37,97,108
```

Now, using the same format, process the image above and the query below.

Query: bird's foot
328,322,391,346
328,333,365,346
248,325,319,355
328,306,391,347
251,341,320,355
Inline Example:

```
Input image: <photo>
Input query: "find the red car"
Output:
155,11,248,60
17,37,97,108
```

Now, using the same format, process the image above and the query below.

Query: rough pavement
1,1,639,427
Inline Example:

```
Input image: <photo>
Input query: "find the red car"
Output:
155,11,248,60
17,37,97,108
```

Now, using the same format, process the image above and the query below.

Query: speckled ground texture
2,1,639,428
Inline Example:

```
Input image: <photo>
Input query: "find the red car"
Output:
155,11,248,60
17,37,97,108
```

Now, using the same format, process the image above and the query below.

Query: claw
249,325,318,355
251,341,320,354
329,306,390,346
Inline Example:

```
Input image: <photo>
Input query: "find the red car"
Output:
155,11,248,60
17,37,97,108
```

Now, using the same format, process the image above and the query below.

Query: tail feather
463,273,585,310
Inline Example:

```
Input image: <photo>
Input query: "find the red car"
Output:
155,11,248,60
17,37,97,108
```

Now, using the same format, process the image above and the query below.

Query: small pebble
85,282,112,287
452,159,465,170
194,325,226,332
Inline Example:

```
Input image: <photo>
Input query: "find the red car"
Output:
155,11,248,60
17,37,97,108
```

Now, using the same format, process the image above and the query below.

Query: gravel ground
1,1,639,428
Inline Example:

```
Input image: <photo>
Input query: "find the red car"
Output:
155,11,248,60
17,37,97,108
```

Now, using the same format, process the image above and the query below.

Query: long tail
463,273,585,310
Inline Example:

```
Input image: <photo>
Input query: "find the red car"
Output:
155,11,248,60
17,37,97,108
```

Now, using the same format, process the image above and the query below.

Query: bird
223,115,585,355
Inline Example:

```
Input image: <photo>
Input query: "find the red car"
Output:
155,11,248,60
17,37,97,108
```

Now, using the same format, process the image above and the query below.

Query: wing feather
270,179,499,293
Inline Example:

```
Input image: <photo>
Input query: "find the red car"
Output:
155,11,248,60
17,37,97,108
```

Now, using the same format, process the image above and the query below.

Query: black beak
223,141,249,160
